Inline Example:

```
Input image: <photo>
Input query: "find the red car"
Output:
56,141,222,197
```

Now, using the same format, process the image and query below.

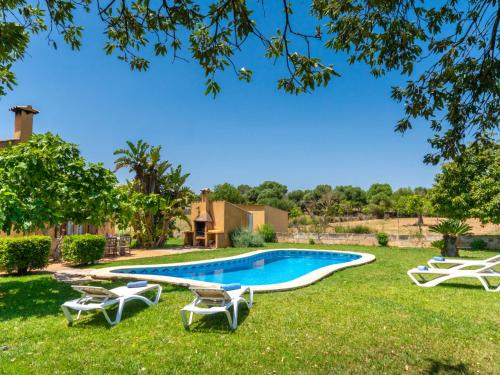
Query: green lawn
0,244,498,374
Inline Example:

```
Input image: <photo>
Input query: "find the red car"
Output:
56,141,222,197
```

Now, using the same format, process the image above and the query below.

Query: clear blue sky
0,7,440,192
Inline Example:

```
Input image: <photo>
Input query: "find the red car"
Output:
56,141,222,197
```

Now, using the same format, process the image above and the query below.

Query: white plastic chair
61,284,162,325
180,286,253,330
428,254,500,269
407,261,500,292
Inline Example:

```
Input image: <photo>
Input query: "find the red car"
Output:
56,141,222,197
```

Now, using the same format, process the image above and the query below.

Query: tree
114,140,193,247
3,1,498,163
406,194,433,228
243,181,297,212
429,219,472,257
0,133,118,234
255,181,288,201
431,143,499,224
210,183,245,204
287,189,306,206
334,185,367,213
366,183,393,218
257,197,297,212
237,184,252,201
393,187,434,227
393,188,414,216
302,185,341,231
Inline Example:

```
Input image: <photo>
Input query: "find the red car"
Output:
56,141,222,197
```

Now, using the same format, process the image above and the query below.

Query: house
0,105,115,241
184,188,288,248
0,105,39,149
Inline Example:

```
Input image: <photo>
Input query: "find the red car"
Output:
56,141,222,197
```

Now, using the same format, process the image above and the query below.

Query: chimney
193,188,213,224
201,188,210,212
9,105,39,142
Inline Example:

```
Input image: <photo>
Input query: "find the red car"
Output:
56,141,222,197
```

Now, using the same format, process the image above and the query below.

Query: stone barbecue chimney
9,105,39,142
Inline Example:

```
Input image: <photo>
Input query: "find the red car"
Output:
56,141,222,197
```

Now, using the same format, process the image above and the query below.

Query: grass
0,244,499,374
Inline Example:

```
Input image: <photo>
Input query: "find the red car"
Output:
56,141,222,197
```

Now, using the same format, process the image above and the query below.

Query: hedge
62,234,106,265
0,236,51,275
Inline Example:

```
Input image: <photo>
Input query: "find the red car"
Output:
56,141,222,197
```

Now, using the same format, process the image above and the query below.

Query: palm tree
113,140,150,192
429,219,472,257
114,140,193,248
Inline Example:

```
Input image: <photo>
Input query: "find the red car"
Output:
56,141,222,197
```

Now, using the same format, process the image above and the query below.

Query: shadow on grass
0,275,180,323
184,305,251,333
425,359,471,374
0,276,75,322
67,299,157,329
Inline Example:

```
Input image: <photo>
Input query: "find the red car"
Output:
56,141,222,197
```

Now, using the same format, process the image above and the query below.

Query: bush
376,232,389,247
0,236,51,275
471,238,488,250
62,234,106,265
431,239,445,251
130,239,140,249
229,228,264,248
308,238,315,245
258,224,277,242
334,225,372,234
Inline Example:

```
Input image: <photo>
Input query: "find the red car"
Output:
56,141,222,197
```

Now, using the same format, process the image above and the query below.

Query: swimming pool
92,249,375,292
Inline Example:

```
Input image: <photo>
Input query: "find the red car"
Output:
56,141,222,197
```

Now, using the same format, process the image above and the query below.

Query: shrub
0,236,51,275
308,238,315,245
258,224,277,242
62,234,106,265
431,239,445,251
229,228,264,248
471,238,488,250
334,225,372,234
130,239,140,249
376,232,389,247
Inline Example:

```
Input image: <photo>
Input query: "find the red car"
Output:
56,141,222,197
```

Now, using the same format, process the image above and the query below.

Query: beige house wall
212,201,226,230
250,210,266,231
264,206,289,233
187,193,289,248
236,204,288,233
222,202,250,247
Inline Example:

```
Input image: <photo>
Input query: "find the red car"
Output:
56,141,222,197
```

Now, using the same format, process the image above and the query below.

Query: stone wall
277,232,500,249
457,235,500,250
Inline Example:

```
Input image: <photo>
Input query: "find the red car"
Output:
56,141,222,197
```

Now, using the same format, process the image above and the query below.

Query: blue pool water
112,250,361,286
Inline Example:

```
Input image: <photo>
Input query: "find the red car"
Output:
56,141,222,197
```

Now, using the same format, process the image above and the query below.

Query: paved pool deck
46,247,211,275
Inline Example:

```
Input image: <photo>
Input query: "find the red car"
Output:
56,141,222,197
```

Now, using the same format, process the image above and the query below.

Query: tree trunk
52,225,63,262
442,235,459,257
155,216,170,248
417,214,424,227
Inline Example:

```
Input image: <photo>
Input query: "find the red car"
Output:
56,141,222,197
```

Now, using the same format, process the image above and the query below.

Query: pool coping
90,248,376,292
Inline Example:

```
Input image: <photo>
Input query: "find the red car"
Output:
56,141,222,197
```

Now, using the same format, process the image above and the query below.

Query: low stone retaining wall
277,232,500,249
457,235,500,250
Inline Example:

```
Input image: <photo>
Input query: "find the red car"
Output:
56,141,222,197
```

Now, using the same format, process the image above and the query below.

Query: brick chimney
201,188,210,213
10,105,39,142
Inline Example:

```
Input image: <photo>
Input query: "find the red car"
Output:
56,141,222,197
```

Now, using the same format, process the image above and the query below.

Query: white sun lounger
428,254,500,269
180,286,253,330
61,284,162,325
407,262,500,292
